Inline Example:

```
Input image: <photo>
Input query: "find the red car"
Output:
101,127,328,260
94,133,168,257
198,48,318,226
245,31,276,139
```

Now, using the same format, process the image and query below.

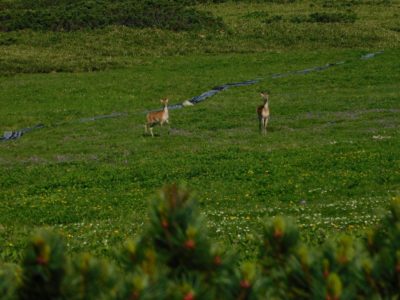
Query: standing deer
257,91,270,135
145,98,170,137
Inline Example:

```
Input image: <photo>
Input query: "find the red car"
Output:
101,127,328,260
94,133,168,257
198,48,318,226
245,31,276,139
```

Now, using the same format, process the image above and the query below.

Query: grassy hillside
0,0,399,262
0,0,223,32
0,0,399,74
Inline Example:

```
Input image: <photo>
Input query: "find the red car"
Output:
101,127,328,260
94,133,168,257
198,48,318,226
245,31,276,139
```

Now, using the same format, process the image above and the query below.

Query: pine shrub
0,186,399,299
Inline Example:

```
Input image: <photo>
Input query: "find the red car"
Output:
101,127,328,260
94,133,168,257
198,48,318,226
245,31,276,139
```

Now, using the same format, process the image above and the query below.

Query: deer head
260,92,269,104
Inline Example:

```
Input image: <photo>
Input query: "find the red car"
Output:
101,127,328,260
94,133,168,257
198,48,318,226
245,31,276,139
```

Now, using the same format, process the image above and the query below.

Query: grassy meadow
0,0,399,263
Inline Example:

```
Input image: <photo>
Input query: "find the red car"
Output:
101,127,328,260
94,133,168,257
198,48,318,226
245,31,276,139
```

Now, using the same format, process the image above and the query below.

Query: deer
145,98,170,137
257,91,270,135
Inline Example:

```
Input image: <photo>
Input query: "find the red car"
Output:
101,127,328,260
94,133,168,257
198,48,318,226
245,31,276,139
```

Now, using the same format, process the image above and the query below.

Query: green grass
0,0,399,263
0,0,399,74
0,0,223,32
1,48,399,262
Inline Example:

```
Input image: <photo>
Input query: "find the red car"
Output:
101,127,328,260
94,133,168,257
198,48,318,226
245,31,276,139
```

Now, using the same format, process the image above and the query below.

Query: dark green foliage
260,217,300,268
134,185,241,299
1,186,399,299
242,11,269,19
63,253,119,300
321,0,392,8
252,10,358,25
263,0,296,3
145,186,214,272
308,12,357,23
361,201,400,298
0,0,224,32
0,35,17,45
289,15,310,23
18,230,67,300
321,0,362,9
263,14,283,24
290,11,357,24
0,262,20,300
257,217,301,298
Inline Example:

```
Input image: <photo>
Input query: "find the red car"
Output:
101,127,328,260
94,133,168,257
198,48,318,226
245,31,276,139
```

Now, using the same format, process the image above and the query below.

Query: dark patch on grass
321,0,392,8
263,15,284,24
308,11,357,23
0,36,18,45
290,11,357,24
0,0,224,32
242,11,269,19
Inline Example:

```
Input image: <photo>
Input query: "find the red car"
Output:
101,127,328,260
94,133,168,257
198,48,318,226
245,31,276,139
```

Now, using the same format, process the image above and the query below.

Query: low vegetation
290,11,357,23
1,186,399,299
1,48,399,263
0,0,223,32
0,0,399,74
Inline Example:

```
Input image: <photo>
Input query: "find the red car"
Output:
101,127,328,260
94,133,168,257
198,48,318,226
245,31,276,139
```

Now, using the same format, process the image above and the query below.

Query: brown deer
145,98,170,137
257,91,270,135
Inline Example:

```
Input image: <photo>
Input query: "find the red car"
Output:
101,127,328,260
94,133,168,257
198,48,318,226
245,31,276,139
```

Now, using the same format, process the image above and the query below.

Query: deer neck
163,104,169,117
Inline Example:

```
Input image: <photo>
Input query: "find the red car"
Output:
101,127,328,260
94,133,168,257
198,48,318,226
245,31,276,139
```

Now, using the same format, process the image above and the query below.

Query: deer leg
261,118,266,135
165,120,171,135
261,118,265,135
264,117,269,134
